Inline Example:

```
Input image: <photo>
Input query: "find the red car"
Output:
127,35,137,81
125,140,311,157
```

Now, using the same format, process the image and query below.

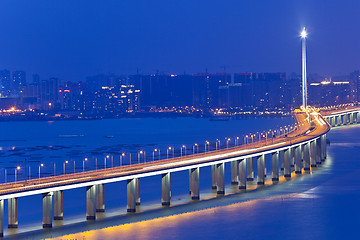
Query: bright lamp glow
301,27,307,38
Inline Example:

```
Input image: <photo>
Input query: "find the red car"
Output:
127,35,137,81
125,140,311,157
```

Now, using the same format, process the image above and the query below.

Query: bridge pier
238,159,246,189
136,178,140,206
211,165,216,189
8,198,18,228
42,192,53,228
290,147,295,167
322,134,327,160
231,160,239,185
127,178,137,212
316,138,322,165
280,150,285,171
54,190,63,220
294,146,302,174
96,184,105,212
271,151,279,181
86,185,96,220
189,168,200,200
246,157,254,181
0,200,3,237
215,163,225,195
257,155,265,185
310,140,317,167
303,142,311,171
161,173,171,205
283,149,291,178
350,113,354,124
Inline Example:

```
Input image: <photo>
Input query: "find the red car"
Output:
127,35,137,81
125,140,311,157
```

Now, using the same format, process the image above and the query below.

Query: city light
300,27,307,38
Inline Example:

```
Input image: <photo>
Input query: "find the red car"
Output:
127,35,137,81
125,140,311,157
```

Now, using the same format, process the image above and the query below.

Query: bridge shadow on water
3,159,332,240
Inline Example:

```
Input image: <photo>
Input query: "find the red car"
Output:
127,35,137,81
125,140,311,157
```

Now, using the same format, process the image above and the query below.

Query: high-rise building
12,71,26,94
0,69,11,97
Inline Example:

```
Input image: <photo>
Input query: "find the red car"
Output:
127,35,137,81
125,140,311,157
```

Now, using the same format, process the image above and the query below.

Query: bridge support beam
238,159,246,189
127,178,139,212
303,143,311,171
0,200,3,237
8,198,18,228
189,168,199,200
350,113,354,124
161,173,171,205
136,178,140,205
42,192,53,228
96,184,105,212
271,151,279,181
290,148,295,167
294,146,302,174
215,163,225,195
231,160,239,185
246,157,254,181
257,155,265,185
54,190,63,220
280,150,285,171
316,138,322,165
310,140,317,167
322,134,327,160
86,185,96,220
284,149,291,178
211,165,216,189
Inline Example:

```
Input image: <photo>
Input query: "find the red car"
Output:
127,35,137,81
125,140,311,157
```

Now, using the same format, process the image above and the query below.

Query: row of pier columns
326,112,360,127
0,134,328,237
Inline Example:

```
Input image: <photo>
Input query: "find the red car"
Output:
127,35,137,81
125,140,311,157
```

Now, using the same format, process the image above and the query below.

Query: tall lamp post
301,27,308,109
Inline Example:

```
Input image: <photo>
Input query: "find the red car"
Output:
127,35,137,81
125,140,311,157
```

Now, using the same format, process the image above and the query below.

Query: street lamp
105,155,110,169
181,145,186,157
39,163,44,181
83,158,88,172
138,150,144,163
205,141,210,152
235,137,239,146
63,160,68,175
15,166,20,183
167,147,174,159
216,139,221,150
120,153,125,166
193,144,198,154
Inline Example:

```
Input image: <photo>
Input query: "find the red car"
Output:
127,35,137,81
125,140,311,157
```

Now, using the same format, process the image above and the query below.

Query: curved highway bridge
0,106,358,237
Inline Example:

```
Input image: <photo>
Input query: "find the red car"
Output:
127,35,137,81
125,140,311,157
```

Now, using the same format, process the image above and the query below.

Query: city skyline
0,1,359,81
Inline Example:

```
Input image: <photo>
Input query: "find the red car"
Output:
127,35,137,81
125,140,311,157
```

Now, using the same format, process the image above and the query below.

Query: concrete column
316,138,322,165
323,134,327,160
189,168,199,200
337,115,341,126
271,151,279,181
310,140,317,167
8,198,18,228
350,113,354,124
231,160,239,185
211,165,216,189
303,143,311,171
86,185,96,220
343,114,347,125
280,150,285,171
238,159,246,189
257,155,265,185
54,190,63,220
290,147,295,167
246,157,254,181
136,178,140,206
42,192,53,228
215,163,225,195
284,148,291,178
161,172,171,205
127,178,137,212
331,117,335,127
0,200,3,237
96,184,105,212
294,146,302,174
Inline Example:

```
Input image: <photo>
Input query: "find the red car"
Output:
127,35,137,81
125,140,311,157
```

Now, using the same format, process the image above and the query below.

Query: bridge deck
0,109,331,199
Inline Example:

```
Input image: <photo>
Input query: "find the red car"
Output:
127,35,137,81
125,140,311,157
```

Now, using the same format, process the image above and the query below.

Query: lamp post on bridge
180,145,186,157
39,163,44,183
83,158,88,172
63,160,68,175
15,166,20,183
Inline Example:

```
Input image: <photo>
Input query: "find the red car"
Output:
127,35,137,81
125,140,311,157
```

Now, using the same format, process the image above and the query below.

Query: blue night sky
0,0,359,81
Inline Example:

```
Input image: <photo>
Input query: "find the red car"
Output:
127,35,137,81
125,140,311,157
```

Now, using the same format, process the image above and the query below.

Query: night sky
0,0,359,81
